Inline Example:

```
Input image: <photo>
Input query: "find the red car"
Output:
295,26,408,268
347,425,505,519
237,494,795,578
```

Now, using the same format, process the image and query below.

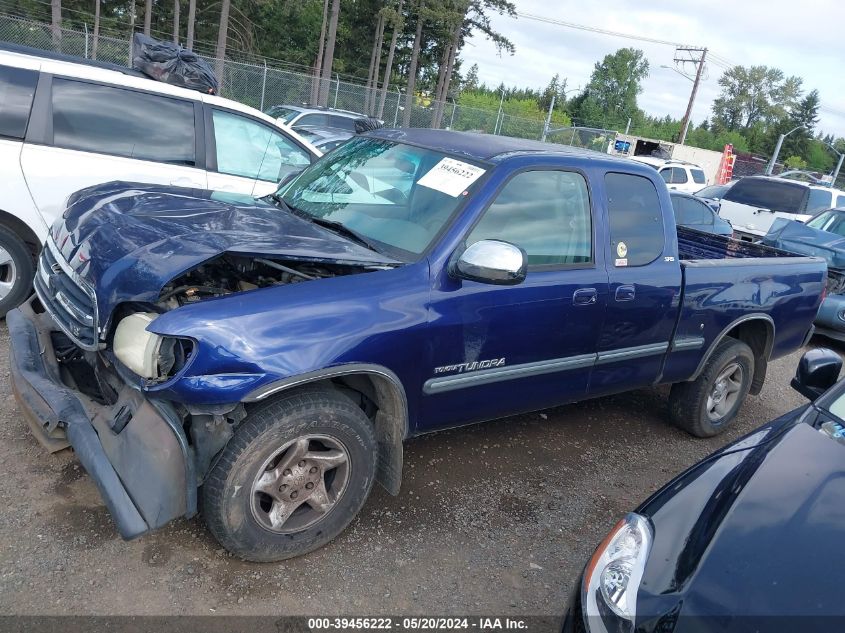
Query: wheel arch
0,209,42,257
690,314,775,395
242,364,408,495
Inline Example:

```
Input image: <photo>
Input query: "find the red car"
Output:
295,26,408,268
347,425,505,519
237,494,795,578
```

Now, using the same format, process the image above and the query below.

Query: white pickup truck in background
719,175,845,241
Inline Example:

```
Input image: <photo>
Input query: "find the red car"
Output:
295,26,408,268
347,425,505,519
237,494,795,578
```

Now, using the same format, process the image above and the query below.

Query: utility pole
674,47,707,146
766,125,806,175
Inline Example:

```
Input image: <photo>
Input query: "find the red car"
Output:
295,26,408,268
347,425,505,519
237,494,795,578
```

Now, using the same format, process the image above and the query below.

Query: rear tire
0,225,35,317
202,388,377,562
669,338,754,437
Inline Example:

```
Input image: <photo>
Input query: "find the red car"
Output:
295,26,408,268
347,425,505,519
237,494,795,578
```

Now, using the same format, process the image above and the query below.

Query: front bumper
8,296,194,540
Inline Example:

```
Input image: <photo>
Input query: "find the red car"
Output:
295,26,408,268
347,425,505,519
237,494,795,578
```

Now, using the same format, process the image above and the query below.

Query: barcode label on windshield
418,158,486,197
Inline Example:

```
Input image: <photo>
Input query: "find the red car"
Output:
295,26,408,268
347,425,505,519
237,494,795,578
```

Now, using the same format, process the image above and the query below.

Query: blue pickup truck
8,129,826,561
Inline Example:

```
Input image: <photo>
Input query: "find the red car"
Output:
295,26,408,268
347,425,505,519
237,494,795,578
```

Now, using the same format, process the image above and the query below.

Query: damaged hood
52,181,400,323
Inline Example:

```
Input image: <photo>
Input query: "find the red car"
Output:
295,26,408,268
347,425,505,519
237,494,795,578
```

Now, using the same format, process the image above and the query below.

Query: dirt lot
0,323,833,618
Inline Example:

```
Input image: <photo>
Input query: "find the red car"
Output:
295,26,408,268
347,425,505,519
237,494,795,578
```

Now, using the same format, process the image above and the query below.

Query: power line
516,11,700,48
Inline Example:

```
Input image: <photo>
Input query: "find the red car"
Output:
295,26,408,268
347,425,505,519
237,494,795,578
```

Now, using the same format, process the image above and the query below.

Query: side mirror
449,239,527,286
791,348,842,400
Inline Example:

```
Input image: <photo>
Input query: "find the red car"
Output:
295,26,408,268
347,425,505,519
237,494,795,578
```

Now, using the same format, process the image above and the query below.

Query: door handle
615,285,636,302
573,287,598,306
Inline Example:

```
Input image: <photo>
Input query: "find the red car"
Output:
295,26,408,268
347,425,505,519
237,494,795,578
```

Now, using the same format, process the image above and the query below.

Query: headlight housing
582,513,652,633
113,312,192,380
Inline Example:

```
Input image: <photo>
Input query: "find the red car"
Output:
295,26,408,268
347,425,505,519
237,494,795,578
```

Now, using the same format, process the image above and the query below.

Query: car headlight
113,312,191,380
582,513,652,633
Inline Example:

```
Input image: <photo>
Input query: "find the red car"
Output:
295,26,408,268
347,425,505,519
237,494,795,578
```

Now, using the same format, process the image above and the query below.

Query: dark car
670,191,733,236
694,181,734,210
564,347,845,633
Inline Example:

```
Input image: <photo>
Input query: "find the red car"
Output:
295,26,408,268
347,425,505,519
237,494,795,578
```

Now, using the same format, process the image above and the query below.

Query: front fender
144,262,430,412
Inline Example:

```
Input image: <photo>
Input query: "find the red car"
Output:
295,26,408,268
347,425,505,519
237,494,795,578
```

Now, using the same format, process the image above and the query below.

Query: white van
718,176,845,241
0,43,320,314
630,157,708,193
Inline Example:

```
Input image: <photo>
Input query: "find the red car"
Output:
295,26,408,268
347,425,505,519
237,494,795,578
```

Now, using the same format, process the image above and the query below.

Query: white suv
630,156,708,193
0,44,320,314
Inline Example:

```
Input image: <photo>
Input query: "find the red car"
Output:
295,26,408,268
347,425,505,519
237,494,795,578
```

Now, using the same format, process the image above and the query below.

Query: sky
460,0,845,140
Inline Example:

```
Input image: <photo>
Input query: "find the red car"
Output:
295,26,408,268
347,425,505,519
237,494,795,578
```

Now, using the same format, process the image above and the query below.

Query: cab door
589,171,682,396
422,168,608,432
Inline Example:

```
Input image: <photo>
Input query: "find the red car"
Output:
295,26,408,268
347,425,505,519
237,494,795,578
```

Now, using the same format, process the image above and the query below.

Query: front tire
669,338,754,437
0,225,35,317
202,388,377,562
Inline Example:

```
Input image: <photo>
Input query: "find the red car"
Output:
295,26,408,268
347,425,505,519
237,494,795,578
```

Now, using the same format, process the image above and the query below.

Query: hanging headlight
581,513,653,633
113,313,192,380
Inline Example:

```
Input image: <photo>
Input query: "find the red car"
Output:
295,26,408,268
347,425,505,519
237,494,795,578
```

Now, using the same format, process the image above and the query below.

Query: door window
328,115,357,131
605,173,664,267
671,167,689,184
467,170,592,266
0,64,38,139
691,169,706,184
296,113,330,127
808,188,833,213
51,78,195,164
212,109,311,182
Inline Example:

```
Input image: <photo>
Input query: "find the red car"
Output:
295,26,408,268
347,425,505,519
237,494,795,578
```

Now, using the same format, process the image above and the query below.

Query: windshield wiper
307,216,382,253
268,195,382,254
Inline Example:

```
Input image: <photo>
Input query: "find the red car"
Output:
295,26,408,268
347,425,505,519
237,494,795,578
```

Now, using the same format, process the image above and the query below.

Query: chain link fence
0,12,619,149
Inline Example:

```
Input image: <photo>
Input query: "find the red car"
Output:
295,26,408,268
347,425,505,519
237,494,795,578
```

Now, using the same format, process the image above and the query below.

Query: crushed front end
8,239,196,539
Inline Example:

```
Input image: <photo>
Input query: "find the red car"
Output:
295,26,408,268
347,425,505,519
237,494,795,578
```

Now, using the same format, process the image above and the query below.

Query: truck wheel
0,225,35,317
202,388,377,562
668,338,754,438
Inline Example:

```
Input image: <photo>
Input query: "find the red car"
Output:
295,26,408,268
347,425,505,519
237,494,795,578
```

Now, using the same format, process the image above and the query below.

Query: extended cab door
589,171,682,396
422,168,608,431
204,106,314,197
20,74,207,226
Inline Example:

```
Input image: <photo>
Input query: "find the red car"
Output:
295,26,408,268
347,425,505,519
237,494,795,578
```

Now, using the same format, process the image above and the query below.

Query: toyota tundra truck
7,129,826,561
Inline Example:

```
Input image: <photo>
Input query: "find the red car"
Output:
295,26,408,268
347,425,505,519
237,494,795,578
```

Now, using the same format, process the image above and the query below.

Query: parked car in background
295,126,353,153
762,208,845,341
0,43,320,315
266,104,380,133
720,175,845,241
670,191,733,236
7,130,825,562
694,181,735,210
564,347,845,633
630,156,708,193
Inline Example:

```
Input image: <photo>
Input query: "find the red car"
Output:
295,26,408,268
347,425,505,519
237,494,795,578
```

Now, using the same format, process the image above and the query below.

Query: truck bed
677,226,795,261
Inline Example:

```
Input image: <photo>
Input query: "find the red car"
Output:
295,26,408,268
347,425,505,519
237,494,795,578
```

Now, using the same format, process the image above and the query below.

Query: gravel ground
0,322,836,619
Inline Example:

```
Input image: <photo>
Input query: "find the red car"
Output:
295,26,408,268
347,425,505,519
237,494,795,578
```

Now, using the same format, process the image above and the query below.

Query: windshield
278,137,487,259
266,106,300,123
806,211,845,237
695,184,728,198
808,188,834,213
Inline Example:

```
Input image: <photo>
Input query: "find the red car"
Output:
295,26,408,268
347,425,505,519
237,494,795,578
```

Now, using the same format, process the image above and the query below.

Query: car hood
52,181,399,324
636,416,845,624
761,217,845,269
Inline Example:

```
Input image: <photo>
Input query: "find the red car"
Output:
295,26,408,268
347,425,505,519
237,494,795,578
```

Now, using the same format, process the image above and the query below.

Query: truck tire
202,388,377,562
0,225,35,318
668,338,754,438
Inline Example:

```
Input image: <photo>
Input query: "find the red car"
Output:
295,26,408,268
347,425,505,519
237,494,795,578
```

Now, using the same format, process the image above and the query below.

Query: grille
34,241,99,350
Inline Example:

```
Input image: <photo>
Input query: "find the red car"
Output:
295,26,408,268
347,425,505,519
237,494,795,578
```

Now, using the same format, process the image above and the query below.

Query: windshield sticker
616,242,628,258
418,158,486,197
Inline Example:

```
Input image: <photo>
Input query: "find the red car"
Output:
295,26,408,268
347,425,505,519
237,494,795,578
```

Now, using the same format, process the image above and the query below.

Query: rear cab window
723,178,808,214
605,173,665,267
0,64,39,140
